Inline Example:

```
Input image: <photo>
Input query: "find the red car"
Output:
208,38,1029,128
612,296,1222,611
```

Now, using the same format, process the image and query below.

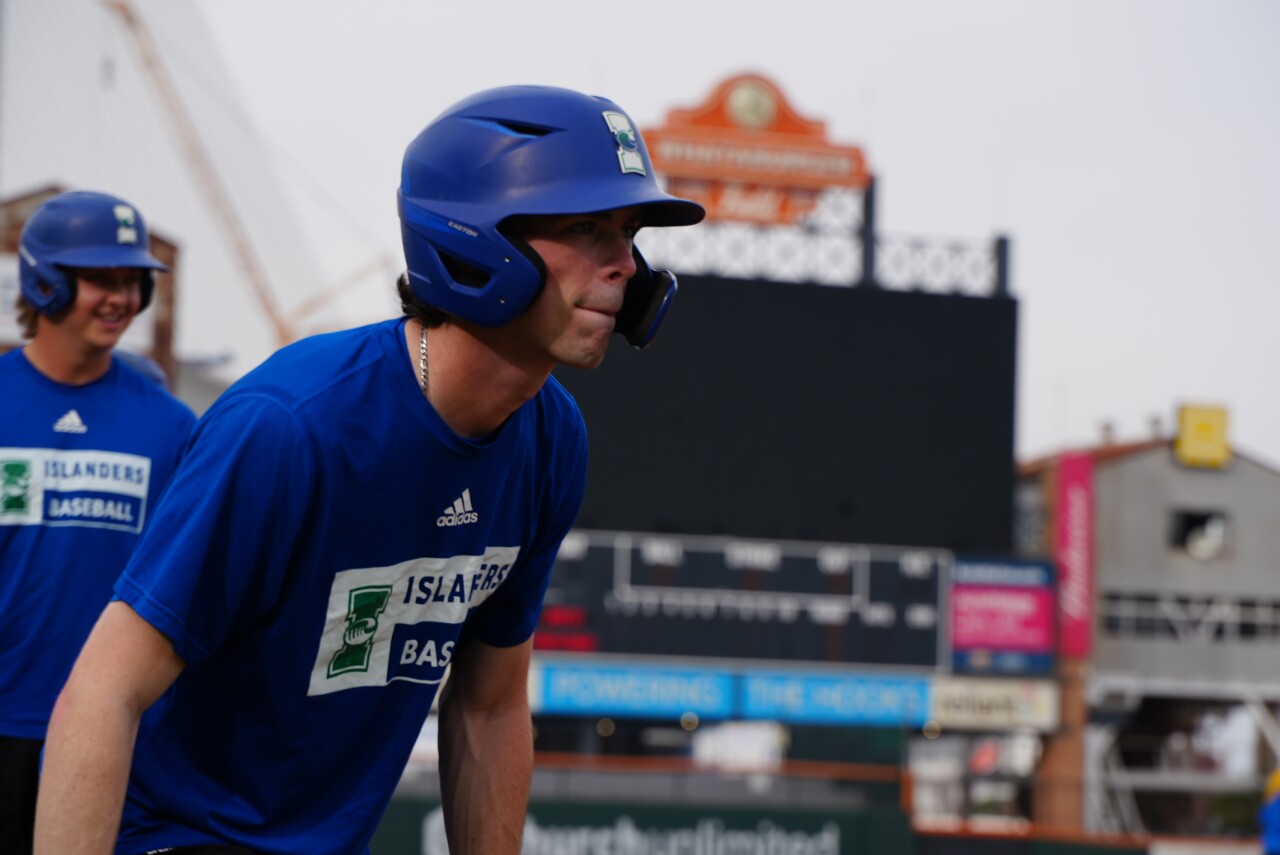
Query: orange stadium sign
644,74,870,225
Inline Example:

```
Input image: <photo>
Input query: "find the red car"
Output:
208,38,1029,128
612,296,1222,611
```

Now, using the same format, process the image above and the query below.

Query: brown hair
396,273,450,329
15,293,38,340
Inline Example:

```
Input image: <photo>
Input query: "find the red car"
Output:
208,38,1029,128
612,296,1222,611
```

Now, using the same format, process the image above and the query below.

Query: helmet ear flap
498,229,549,308
399,218,545,323
139,270,156,312
17,245,75,316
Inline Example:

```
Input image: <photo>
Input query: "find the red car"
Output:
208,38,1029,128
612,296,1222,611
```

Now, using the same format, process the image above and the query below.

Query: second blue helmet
18,190,168,316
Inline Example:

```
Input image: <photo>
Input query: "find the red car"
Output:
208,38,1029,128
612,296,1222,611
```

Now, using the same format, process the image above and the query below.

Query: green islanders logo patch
327,585,393,677
603,111,645,175
308,547,521,697
1,459,31,515
0,449,149,531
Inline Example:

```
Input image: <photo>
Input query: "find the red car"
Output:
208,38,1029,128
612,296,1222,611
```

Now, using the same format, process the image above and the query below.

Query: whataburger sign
643,74,870,225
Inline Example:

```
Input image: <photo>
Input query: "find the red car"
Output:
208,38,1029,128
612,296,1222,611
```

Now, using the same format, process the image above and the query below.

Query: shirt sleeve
115,393,316,665
145,398,197,508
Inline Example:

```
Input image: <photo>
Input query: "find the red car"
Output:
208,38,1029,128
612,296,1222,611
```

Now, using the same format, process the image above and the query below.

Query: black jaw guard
615,246,678,350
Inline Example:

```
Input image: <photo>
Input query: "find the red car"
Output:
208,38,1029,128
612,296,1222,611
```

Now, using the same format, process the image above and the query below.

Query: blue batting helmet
18,190,168,316
397,85,704,340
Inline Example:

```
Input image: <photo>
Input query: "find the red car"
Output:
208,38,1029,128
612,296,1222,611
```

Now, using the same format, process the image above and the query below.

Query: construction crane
106,0,384,347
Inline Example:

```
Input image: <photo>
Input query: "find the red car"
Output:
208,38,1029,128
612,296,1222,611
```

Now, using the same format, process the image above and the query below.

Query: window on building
1169,510,1229,561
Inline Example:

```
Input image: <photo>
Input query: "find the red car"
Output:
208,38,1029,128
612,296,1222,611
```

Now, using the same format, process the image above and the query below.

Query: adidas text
437,511,479,527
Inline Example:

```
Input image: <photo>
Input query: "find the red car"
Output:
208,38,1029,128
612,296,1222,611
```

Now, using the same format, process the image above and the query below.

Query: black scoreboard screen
553,275,1017,552
536,529,948,668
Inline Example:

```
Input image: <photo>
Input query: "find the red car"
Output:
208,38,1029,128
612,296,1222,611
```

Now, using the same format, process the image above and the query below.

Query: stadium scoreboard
537,529,949,668
554,273,1017,552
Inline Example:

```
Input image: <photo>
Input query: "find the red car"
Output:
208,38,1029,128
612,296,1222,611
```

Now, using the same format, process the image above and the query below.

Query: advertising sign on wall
950,558,1055,675
1056,453,1094,658
1174,404,1231,469
643,75,870,225
929,678,1059,732
372,799,912,855
530,662,930,727
534,663,735,719
742,672,929,726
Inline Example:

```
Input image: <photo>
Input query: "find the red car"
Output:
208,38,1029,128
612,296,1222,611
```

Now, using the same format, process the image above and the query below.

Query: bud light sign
1056,453,1093,658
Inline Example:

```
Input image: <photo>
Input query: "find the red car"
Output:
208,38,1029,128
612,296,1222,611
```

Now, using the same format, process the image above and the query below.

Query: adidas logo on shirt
436,488,478,527
53,410,88,434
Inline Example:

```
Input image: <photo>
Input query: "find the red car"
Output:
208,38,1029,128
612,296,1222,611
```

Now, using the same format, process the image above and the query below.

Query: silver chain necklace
417,324,428,395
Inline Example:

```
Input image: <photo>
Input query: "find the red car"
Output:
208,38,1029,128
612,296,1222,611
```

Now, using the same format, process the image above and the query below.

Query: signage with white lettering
1056,454,1094,657
950,558,1056,675
930,677,1059,732
537,664,735,718
644,75,869,225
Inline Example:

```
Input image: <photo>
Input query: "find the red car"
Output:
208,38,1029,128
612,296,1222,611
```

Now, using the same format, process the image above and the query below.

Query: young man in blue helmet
36,86,703,855
0,190,195,854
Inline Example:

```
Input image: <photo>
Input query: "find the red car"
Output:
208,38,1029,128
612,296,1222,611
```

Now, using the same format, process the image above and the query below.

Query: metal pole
994,235,1011,297
858,176,877,288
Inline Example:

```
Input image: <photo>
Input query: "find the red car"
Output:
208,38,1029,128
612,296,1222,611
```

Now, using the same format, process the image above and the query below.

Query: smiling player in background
0,190,194,855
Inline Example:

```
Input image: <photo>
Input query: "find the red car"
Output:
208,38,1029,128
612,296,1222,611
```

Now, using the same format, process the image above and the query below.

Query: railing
398,749,900,811
395,749,1264,843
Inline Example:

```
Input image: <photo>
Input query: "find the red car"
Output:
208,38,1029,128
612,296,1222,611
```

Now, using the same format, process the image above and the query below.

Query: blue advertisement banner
742,672,929,725
952,650,1055,676
539,664,735,718
951,558,1052,587
537,664,932,725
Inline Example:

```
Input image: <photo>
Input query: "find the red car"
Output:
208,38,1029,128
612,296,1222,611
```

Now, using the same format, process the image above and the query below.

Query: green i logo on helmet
113,204,139,244
603,111,645,175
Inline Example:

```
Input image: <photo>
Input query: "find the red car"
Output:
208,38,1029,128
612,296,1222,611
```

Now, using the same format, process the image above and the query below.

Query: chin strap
615,246,678,350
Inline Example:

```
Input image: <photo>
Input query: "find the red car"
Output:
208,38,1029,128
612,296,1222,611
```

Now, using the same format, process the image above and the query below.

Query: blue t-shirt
114,318,587,855
0,349,195,739
1262,793,1280,854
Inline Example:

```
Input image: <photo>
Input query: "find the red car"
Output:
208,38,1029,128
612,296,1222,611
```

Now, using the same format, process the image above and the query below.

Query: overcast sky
193,0,1280,467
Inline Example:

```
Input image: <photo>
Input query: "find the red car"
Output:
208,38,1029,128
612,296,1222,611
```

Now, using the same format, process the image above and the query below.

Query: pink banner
952,586,1054,652
1056,452,1094,657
